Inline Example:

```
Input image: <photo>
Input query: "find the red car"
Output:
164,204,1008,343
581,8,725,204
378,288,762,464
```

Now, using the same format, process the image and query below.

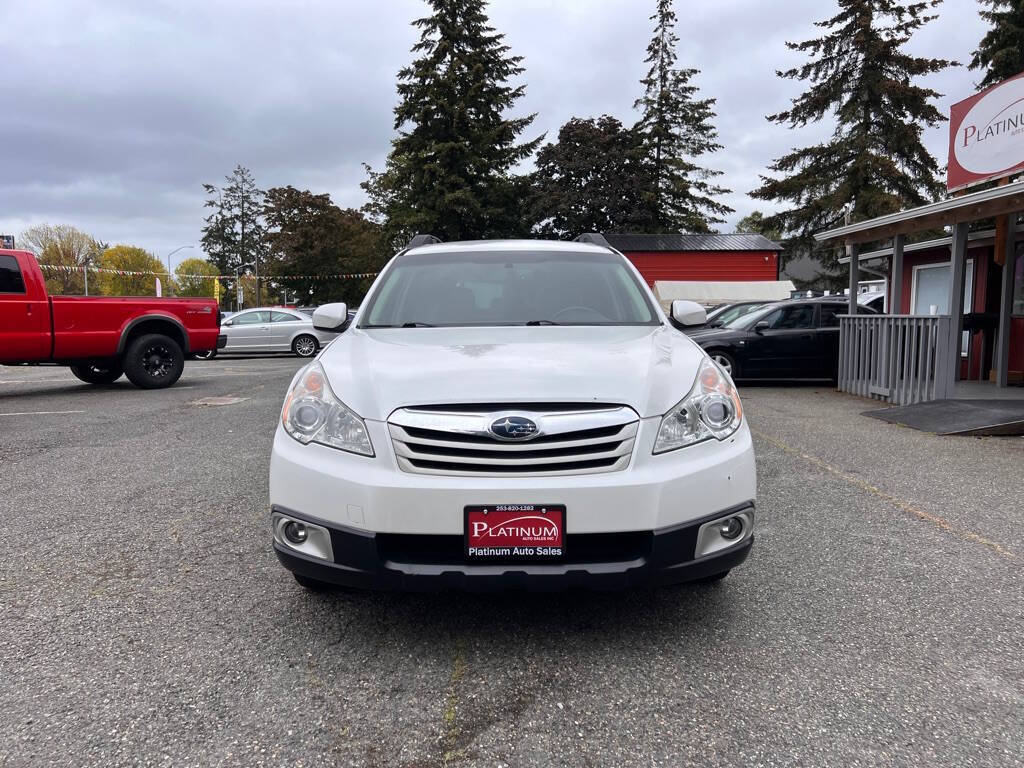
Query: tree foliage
264,186,386,307
751,0,955,269
970,0,1024,88
202,165,267,304
97,245,167,296
633,0,731,233
529,116,656,238
19,224,101,295
736,211,783,243
175,257,220,297
362,0,541,247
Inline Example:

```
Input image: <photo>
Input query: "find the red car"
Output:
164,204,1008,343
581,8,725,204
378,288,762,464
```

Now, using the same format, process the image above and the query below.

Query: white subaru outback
269,236,756,591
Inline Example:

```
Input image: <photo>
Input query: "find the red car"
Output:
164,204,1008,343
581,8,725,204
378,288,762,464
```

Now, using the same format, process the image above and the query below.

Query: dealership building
816,71,1024,407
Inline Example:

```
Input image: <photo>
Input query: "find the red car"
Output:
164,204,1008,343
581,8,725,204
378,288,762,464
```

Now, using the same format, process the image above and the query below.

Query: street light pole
164,245,194,294
234,263,254,312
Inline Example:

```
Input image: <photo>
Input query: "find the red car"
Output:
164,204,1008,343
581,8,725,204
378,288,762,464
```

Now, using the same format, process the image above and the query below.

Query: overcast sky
0,0,987,269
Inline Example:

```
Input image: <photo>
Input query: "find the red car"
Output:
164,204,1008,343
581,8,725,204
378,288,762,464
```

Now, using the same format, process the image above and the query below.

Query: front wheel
292,334,318,358
123,333,185,389
69,361,124,385
708,351,737,379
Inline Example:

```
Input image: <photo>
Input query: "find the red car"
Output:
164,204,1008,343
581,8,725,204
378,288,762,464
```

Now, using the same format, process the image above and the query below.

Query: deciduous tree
529,116,656,238
19,224,100,295
362,0,541,247
752,0,955,270
97,245,167,296
175,257,220,297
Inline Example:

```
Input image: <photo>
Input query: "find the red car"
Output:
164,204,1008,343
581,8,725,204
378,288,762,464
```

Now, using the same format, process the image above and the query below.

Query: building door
911,259,974,356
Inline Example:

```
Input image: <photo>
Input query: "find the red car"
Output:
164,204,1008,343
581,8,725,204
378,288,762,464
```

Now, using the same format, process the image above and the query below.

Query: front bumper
272,503,754,591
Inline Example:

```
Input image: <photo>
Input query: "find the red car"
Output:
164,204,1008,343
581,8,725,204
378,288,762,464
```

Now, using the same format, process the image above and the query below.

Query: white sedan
214,307,341,358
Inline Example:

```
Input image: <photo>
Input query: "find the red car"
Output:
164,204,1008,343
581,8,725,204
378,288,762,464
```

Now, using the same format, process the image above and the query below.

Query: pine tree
633,0,731,233
201,165,267,305
970,1,1024,88
752,1,955,268
362,0,541,247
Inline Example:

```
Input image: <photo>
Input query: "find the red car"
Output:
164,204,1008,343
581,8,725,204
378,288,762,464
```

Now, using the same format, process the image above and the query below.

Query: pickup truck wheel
123,333,185,389
292,334,318,358
69,361,124,386
193,349,217,360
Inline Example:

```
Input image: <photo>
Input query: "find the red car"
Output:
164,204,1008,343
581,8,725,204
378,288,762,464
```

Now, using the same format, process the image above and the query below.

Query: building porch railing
838,315,953,405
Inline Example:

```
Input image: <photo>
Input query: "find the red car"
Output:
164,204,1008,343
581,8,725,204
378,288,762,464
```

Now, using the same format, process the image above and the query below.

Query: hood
316,325,707,420
685,327,747,342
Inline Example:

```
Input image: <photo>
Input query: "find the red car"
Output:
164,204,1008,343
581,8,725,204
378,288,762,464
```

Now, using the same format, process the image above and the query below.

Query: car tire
69,360,124,385
292,334,318,358
193,349,217,360
122,333,185,389
293,573,334,592
708,350,738,379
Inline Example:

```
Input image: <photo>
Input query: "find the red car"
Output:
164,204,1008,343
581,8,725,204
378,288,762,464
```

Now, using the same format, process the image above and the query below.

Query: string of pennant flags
37,264,379,281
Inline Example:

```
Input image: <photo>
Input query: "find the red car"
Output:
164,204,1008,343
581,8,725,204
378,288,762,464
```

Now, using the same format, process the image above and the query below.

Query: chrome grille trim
388,406,639,476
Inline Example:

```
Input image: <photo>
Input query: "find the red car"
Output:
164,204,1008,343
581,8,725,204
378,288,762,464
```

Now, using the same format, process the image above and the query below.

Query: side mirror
670,300,707,327
312,302,348,332
754,320,770,334
222,319,233,327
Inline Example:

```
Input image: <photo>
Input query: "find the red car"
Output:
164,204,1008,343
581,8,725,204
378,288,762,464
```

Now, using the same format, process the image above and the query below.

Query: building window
1014,242,1024,317
911,259,974,356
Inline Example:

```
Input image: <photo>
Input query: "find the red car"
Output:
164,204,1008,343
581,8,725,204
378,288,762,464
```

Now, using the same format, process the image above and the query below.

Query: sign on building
0,234,14,249
948,71,1024,191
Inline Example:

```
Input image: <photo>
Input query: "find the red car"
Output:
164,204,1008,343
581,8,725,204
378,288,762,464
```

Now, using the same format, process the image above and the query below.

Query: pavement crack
751,427,1020,564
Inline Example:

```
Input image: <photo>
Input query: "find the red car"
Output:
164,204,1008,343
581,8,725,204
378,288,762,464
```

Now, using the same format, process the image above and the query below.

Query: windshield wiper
525,319,560,326
400,321,435,328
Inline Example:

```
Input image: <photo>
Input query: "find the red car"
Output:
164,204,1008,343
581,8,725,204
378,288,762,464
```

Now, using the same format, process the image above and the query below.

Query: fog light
283,521,308,544
719,517,743,540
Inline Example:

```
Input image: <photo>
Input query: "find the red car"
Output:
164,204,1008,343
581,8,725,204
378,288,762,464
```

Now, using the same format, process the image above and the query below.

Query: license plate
465,505,565,560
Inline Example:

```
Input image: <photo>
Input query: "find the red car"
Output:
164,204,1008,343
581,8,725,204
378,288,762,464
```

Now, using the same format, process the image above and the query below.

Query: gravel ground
0,361,1021,768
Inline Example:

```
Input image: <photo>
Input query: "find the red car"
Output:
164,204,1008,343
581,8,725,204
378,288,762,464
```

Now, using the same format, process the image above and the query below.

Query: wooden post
948,222,969,385
995,217,1019,387
848,242,859,316
890,234,905,314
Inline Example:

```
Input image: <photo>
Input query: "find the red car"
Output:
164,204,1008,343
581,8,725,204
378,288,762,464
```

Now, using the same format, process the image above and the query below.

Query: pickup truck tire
193,349,217,360
123,333,185,389
292,334,319,358
69,361,124,386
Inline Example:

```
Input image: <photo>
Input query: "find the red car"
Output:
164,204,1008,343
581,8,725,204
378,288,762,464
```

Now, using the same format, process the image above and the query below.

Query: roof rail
407,234,442,248
573,233,611,247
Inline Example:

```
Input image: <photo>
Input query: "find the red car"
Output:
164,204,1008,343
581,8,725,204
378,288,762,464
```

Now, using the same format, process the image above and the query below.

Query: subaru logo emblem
489,416,538,441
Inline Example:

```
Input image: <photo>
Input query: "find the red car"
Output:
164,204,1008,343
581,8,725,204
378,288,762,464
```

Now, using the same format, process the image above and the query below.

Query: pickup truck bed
1,248,220,389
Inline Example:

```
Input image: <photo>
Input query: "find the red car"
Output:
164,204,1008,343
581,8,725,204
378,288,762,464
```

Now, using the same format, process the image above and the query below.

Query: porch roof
815,181,1024,245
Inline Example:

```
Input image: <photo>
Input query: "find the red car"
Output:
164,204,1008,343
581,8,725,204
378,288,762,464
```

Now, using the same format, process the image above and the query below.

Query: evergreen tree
362,0,541,247
751,1,955,269
970,1,1024,88
201,165,266,305
264,186,386,307
529,116,656,238
633,0,731,233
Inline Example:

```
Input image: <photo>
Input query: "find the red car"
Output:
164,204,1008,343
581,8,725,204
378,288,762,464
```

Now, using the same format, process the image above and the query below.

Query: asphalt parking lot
1,359,1021,768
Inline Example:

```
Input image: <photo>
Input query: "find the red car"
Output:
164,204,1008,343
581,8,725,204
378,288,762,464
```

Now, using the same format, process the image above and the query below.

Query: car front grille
387,405,639,476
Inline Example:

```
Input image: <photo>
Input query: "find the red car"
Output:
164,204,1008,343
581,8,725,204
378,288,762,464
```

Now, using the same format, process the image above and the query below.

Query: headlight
653,357,743,453
281,362,374,456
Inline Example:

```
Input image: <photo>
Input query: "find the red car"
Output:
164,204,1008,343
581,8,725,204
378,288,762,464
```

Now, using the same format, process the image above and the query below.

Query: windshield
728,302,785,330
360,249,659,328
711,302,765,327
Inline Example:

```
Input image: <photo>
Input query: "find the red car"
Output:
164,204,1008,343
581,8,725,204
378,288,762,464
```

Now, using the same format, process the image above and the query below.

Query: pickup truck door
0,253,50,362
224,310,271,351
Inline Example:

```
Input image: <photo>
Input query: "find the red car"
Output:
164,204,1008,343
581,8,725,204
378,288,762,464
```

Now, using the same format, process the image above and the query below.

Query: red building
601,234,782,287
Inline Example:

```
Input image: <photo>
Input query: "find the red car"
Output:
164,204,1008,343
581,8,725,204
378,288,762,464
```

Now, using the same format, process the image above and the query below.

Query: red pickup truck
1,249,221,389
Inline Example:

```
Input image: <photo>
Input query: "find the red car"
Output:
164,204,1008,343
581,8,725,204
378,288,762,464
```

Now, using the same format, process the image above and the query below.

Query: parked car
269,237,756,592
688,296,877,380
681,300,767,334
215,307,341,358
0,248,219,388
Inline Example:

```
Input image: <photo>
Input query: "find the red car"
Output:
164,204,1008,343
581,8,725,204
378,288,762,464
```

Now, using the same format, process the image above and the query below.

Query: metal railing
838,315,953,405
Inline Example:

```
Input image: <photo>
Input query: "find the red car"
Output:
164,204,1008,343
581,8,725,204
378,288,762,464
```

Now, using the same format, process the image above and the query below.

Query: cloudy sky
0,0,987,270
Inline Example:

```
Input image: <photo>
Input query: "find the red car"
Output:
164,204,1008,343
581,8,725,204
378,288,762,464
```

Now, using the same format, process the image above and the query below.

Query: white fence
838,315,953,405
